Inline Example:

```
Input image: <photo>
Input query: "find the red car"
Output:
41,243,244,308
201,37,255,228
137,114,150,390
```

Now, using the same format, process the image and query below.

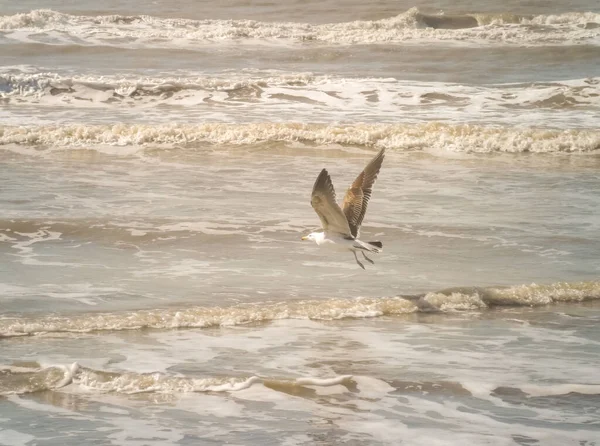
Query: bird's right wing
311,169,352,237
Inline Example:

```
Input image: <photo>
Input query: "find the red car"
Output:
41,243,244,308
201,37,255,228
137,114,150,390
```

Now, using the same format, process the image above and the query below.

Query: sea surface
1,0,600,445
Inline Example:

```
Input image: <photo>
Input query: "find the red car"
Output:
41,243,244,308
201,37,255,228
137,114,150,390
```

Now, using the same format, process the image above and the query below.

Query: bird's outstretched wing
311,168,352,237
342,148,385,238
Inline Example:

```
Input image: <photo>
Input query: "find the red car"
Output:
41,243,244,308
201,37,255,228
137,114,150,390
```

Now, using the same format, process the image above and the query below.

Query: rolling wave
1,281,598,338
0,70,320,101
2,362,599,397
0,362,351,395
2,70,599,120
1,122,598,153
1,8,599,47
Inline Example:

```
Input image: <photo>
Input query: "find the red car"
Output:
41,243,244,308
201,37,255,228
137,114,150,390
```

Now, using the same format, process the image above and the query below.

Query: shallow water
1,0,600,445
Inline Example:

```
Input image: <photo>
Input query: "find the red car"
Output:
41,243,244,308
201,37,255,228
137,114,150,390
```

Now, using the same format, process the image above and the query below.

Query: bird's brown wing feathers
341,148,385,238
310,169,352,237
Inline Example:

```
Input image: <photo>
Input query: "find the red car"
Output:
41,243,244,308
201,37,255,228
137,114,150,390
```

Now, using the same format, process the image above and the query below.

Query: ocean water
1,0,600,444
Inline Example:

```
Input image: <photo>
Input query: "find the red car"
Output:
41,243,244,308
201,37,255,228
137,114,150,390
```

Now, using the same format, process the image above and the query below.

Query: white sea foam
0,363,78,395
295,375,353,387
1,71,598,128
21,362,598,400
1,9,599,47
1,122,598,154
74,368,261,394
423,291,488,311
482,281,600,305
420,282,600,311
519,383,600,396
0,296,419,337
0,281,598,338
0,70,321,99
53,362,80,388
0,362,354,395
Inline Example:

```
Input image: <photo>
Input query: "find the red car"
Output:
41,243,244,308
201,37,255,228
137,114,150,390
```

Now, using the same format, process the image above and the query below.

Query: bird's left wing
342,148,385,238
311,169,353,237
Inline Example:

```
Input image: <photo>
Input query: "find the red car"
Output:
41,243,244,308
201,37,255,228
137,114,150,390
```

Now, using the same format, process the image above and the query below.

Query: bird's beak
301,236,308,241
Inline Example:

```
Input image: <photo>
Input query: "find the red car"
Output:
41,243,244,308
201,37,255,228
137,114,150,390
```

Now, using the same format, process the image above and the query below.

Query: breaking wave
0,362,352,395
1,281,598,338
2,71,599,123
2,362,599,398
0,70,321,102
1,122,599,153
1,8,599,47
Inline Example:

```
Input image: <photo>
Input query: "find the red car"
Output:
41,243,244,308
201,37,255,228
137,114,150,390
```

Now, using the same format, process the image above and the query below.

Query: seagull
301,148,385,269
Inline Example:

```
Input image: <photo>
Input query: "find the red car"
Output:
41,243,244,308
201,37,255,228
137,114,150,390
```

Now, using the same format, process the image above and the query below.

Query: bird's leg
353,251,365,270
361,252,375,264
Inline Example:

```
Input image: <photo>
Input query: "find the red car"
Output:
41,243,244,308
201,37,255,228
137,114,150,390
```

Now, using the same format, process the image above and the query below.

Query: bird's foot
361,252,375,264
353,251,366,269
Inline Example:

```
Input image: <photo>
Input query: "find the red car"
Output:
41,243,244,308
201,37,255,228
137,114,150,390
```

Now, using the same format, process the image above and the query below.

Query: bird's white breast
320,232,356,252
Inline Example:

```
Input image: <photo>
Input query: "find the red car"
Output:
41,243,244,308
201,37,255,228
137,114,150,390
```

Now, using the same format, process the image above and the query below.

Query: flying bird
302,148,385,269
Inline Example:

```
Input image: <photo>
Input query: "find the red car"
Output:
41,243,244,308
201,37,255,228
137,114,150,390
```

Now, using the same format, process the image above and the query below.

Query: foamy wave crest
1,9,599,47
1,122,599,153
0,362,352,395
74,369,354,394
1,281,598,338
0,70,319,102
0,297,418,338
3,363,599,398
74,367,262,394
2,71,599,126
0,362,77,395
421,281,600,311
515,383,600,397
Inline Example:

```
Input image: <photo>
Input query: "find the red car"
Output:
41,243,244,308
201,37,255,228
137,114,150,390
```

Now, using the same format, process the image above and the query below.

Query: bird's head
301,232,322,242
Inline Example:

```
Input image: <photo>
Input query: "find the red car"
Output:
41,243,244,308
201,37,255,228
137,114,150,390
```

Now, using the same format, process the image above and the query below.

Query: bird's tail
367,241,383,250
354,240,383,253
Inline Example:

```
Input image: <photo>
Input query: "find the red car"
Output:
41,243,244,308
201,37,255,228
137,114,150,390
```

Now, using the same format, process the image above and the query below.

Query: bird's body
302,149,385,269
